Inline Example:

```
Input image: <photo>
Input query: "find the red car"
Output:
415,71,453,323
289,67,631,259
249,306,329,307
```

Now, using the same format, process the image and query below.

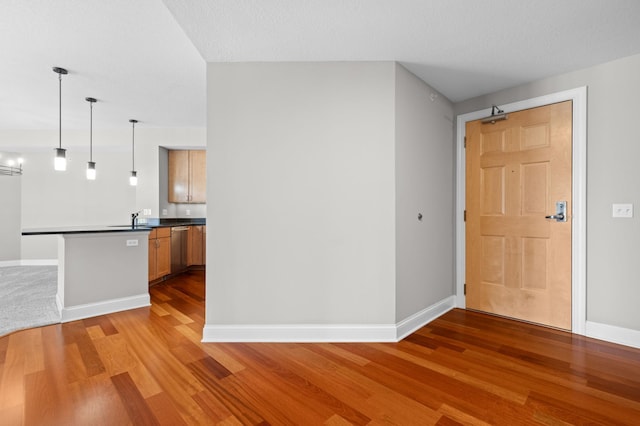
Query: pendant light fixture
53,67,68,171
129,119,138,186
86,97,97,180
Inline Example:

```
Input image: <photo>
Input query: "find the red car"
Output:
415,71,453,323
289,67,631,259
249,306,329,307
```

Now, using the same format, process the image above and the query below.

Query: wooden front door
465,101,572,330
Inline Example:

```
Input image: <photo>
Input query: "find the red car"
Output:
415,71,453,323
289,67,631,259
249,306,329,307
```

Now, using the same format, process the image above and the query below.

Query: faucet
131,211,140,228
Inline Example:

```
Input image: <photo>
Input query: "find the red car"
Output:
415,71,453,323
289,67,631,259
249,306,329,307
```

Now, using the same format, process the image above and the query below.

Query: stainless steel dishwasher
170,226,189,274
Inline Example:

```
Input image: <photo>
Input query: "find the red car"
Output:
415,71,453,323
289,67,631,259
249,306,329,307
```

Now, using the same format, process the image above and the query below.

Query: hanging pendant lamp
129,119,138,186
86,97,97,180
53,67,68,171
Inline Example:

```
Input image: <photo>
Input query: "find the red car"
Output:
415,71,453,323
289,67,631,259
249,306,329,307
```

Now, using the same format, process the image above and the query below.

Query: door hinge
464,136,467,148
464,210,466,222
464,284,467,295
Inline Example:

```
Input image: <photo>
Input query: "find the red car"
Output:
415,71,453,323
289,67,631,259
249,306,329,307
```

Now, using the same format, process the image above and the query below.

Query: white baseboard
202,323,398,343
396,295,456,340
586,321,640,349
60,293,150,323
202,295,455,343
0,259,58,267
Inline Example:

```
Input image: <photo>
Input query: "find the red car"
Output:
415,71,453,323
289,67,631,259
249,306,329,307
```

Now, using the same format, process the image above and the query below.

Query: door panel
466,101,572,330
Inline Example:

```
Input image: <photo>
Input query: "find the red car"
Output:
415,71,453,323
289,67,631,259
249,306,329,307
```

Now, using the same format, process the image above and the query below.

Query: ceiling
2,0,640,130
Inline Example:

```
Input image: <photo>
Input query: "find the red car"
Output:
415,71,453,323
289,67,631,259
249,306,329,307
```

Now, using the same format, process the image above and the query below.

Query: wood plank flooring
1,270,639,425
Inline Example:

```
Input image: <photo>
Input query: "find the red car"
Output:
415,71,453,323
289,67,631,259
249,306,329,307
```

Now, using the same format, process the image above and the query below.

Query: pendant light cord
58,72,62,150
89,101,93,161
131,120,135,170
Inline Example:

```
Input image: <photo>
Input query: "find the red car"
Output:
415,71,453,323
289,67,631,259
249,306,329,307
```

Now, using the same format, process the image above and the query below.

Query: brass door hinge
464,284,467,295
464,136,467,148
464,210,466,222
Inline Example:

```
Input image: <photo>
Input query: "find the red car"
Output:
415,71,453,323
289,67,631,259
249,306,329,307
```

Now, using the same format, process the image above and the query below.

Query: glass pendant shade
86,161,96,180
54,148,67,171
129,170,138,186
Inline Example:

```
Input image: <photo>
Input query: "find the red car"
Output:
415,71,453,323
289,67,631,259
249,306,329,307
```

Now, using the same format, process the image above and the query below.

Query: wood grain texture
1,270,639,425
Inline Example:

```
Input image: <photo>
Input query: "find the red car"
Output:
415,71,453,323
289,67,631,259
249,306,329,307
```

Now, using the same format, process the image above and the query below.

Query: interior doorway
455,87,587,335
465,101,572,330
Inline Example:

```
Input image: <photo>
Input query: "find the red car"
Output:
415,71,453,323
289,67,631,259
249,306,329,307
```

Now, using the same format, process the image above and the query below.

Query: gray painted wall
454,53,640,331
207,62,397,325
394,65,455,322
205,61,458,329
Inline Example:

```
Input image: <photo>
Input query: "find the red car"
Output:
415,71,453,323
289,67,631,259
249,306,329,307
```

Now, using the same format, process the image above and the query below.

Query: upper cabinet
168,150,206,203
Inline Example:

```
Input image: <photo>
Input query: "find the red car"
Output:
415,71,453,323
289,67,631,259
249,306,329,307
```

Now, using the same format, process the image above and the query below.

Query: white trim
396,296,456,340
203,323,397,343
0,259,58,267
586,321,640,349
56,293,64,316
203,296,455,343
60,293,150,323
455,87,588,335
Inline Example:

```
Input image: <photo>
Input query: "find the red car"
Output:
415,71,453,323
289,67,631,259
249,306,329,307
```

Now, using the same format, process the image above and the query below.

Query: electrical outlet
162,209,168,216
126,239,139,247
186,209,191,216
612,203,633,218
143,208,151,215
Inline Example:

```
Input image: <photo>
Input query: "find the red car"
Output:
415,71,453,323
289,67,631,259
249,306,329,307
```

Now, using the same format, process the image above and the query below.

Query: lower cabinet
149,227,171,281
149,225,205,282
188,225,206,266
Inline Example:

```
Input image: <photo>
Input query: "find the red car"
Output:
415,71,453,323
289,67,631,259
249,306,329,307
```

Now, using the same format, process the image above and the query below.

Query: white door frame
455,87,587,335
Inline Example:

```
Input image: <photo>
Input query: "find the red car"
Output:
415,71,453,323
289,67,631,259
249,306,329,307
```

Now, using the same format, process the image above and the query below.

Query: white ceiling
2,0,640,130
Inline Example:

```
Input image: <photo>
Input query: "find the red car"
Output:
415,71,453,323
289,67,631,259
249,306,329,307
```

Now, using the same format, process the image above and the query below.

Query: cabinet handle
156,240,160,248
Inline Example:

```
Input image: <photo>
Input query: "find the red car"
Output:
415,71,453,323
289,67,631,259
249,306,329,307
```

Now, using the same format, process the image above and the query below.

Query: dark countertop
22,218,206,236
22,225,152,236
143,218,206,228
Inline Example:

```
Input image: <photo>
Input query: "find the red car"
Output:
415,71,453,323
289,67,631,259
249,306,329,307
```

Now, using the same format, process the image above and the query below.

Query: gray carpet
0,265,61,337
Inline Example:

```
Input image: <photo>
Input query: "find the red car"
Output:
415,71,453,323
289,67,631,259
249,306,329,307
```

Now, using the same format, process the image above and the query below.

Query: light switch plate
612,203,633,218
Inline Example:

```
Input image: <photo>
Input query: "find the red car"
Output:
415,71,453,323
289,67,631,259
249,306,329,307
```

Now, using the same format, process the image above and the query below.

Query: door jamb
455,87,587,335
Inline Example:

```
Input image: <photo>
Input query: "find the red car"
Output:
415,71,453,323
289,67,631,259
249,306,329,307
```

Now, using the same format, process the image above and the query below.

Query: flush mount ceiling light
52,67,68,171
86,97,97,180
481,105,508,124
129,119,138,186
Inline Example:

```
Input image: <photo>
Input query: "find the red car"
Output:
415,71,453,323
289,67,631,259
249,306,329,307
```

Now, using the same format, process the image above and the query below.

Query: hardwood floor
1,270,639,425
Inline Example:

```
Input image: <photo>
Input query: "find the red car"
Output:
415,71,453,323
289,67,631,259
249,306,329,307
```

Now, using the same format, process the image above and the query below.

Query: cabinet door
189,150,207,203
156,237,172,277
191,226,204,265
148,238,157,281
168,150,189,203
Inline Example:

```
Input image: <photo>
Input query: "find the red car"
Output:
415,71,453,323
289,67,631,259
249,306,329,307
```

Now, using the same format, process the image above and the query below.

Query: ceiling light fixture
129,119,138,186
53,67,68,171
481,105,508,124
0,156,23,176
86,97,97,180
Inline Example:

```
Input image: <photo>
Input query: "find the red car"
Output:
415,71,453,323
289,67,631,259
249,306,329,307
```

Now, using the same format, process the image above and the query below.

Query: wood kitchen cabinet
149,227,171,281
187,225,206,266
168,150,206,203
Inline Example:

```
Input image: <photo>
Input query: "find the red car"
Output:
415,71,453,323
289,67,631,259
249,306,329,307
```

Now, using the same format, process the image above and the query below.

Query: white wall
394,64,455,322
0,128,205,259
454,53,640,332
0,151,22,261
207,62,397,326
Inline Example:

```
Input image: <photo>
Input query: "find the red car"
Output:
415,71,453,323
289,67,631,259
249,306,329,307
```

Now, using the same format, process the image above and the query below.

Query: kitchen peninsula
22,225,152,323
